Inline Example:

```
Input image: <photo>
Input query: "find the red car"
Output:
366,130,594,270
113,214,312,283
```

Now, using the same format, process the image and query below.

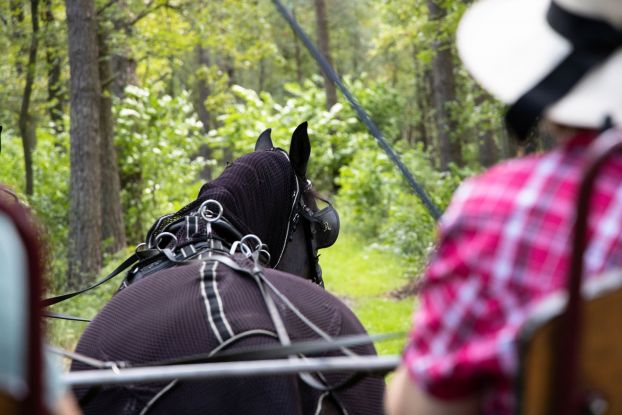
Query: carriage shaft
63,355,400,387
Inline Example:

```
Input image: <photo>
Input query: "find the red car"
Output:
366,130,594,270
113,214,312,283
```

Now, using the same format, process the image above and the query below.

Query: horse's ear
255,128,274,151
289,122,310,177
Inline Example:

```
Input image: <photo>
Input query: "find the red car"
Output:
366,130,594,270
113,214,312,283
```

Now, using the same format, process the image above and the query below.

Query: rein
271,0,442,221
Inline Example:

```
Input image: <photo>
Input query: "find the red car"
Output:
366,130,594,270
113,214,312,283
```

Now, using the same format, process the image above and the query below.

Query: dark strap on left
138,332,400,367
506,2,622,139
44,311,91,322
41,252,142,307
301,215,324,287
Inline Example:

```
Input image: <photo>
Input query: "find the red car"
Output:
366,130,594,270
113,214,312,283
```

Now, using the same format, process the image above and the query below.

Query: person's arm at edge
385,365,480,415
54,392,82,415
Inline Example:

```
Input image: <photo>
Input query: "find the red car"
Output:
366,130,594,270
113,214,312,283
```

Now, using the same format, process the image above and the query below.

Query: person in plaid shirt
385,0,622,414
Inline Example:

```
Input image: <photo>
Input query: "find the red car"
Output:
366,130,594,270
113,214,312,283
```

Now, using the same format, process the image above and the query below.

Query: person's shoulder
443,154,546,225
476,153,545,186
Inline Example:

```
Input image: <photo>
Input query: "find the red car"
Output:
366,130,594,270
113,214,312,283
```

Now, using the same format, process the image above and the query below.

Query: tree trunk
110,54,137,96
415,69,432,153
98,28,127,253
195,46,212,131
314,0,337,110
18,0,39,196
194,44,213,181
110,0,137,97
10,0,26,76
222,55,236,87
292,7,303,84
65,0,102,288
41,0,65,133
499,125,517,159
474,92,499,167
258,58,266,92
477,129,498,168
412,46,427,151
427,0,462,170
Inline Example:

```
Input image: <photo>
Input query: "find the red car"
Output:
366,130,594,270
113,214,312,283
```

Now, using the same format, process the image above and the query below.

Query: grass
46,232,418,359
320,232,416,356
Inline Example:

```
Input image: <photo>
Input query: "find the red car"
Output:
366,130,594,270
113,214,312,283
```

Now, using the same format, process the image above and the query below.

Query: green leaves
0,124,71,288
1,0,512,293
114,85,205,242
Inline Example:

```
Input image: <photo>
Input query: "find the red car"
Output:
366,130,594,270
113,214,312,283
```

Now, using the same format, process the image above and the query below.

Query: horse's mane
174,150,297,266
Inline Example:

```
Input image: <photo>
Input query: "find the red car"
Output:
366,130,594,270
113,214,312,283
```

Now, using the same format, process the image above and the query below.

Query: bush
114,86,206,243
0,125,71,288
208,79,471,274
336,140,468,271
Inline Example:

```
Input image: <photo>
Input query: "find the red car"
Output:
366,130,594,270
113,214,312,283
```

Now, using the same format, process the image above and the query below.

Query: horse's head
141,123,339,287
254,122,340,286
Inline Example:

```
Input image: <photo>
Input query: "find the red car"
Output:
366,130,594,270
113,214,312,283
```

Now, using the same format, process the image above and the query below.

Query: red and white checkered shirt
403,130,622,414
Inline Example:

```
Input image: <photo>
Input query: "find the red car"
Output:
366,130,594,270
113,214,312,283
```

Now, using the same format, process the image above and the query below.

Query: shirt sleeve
402,183,521,400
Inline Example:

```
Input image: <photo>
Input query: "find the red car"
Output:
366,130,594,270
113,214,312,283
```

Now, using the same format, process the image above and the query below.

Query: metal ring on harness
238,242,253,258
240,234,271,265
199,199,224,240
154,232,178,252
240,234,263,254
198,199,224,222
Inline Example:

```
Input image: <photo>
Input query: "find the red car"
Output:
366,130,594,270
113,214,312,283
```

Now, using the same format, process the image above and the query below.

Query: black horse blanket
72,260,385,414
71,148,384,414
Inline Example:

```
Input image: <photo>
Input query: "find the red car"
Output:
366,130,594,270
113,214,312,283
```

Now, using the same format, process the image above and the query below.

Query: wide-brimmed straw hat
457,0,622,139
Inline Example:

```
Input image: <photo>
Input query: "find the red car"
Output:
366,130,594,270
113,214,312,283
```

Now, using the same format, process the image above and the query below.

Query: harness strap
195,254,358,393
50,331,399,369
44,311,90,322
47,346,125,371
301,215,324,287
256,272,357,357
198,255,349,352
245,260,332,391
139,332,400,367
42,252,142,307
43,238,231,311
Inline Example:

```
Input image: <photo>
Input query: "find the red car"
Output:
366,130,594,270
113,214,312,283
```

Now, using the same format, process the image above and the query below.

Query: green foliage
207,76,469,269
336,139,467,270
47,248,131,352
206,78,366,192
114,86,206,243
2,0,510,316
0,126,71,288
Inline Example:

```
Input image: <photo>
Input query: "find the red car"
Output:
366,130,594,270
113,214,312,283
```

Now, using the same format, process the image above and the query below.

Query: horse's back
72,261,384,414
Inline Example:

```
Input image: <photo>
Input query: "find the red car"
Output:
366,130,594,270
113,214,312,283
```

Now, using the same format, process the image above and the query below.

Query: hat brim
457,0,622,129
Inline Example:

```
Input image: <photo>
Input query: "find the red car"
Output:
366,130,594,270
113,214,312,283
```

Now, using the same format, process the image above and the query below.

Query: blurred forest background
0,0,521,293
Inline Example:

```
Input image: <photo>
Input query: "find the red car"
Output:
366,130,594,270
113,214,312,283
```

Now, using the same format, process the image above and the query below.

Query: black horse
71,123,385,414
